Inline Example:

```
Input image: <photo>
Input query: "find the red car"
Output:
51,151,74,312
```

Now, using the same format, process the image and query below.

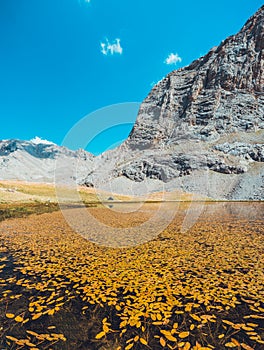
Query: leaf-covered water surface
0,202,263,349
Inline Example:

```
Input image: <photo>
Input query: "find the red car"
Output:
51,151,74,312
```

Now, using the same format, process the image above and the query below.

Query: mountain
128,6,263,148
0,7,263,200
82,5,264,200
0,138,93,183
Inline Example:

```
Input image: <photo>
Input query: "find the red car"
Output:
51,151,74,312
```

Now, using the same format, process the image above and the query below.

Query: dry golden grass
0,181,131,204
0,180,143,205
147,190,207,202
0,180,209,205
0,203,263,349
0,181,57,199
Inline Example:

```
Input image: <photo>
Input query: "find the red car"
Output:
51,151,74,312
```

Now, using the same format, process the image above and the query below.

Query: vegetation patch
0,202,59,222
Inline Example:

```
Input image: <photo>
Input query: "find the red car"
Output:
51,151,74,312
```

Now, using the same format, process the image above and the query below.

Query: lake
0,201,263,349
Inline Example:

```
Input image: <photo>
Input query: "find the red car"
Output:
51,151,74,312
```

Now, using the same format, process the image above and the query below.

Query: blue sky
0,0,262,154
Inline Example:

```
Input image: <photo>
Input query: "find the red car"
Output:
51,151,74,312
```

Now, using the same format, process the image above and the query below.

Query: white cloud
165,53,182,65
100,38,123,56
30,137,55,145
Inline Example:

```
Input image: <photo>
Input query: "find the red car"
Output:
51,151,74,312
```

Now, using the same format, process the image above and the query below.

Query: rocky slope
82,5,264,200
0,138,93,183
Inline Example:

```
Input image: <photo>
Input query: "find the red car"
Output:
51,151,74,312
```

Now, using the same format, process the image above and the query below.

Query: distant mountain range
1,6,263,200
0,138,93,183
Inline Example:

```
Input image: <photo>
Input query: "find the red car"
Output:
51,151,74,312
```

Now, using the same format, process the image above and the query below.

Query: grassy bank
0,202,60,222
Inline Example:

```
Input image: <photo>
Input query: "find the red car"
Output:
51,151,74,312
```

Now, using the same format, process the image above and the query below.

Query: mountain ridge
0,138,93,183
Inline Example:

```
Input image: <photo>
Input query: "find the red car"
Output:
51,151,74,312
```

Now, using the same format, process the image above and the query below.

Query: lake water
0,201,263,349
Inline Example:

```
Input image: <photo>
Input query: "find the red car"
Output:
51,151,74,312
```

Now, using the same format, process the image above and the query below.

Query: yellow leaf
183,342,191,350
125,344,134,350
103,324,110,333
6,313,15,319
240,343,254,350
121,328,127,335
26,330,39,337
6,335,19,342
231,338,240,346
190,314,201,321
222,320,234,326
25,340,37,347
160,330,177,342
242,326,254,331
250,315,264,319
246,323,258,327
160,337,166,347
32,313,42,320
14,316,23,323
120,320,127,328
126,338,134,344
225,342,237,348
95,331,106,339
15,340,27,346
140,338,148,345
179,332,189,339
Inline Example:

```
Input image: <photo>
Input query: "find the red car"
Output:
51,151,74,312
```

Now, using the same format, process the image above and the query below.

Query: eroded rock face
214,143,264,162
127,5,264,150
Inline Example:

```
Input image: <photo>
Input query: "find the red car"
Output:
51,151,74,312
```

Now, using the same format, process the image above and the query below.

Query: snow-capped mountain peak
30,136,55,145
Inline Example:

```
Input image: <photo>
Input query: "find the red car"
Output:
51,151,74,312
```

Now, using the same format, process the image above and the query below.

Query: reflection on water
199,201,264,221
58,201,264,248
105,201,264,219
106,201,264,221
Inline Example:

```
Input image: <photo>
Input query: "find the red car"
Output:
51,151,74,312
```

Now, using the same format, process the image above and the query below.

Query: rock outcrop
127,5,263,149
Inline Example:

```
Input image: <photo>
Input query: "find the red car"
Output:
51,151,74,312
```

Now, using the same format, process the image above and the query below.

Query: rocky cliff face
128,6,263,148
83,5,264,200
